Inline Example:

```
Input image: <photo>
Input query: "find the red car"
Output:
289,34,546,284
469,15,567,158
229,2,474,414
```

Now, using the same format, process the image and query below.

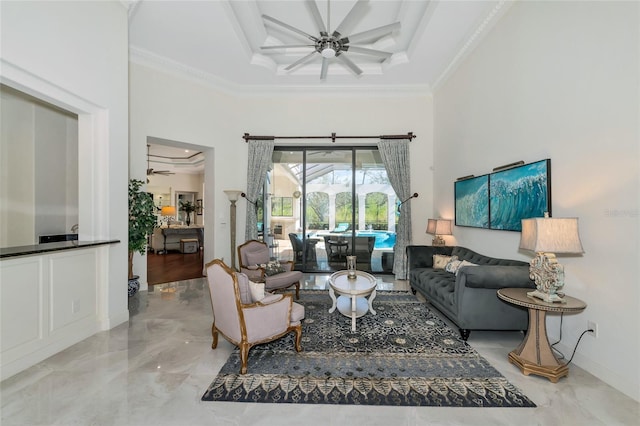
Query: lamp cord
551,312,593,365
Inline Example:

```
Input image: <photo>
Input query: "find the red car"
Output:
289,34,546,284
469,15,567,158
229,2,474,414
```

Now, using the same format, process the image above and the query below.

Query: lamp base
527,289,566,303
432,236,446,246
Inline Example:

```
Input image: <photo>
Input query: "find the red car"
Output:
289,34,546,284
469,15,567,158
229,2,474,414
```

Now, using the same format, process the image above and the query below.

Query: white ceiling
128,0,511,95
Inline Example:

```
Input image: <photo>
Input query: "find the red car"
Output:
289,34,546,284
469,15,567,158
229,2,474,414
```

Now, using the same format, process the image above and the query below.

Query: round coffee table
328,270,377,332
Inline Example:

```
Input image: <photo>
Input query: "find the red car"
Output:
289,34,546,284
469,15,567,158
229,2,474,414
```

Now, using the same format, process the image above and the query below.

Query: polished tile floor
2,275,638,425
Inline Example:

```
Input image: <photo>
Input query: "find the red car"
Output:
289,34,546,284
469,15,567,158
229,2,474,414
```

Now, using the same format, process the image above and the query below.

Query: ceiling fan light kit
260,0,400,80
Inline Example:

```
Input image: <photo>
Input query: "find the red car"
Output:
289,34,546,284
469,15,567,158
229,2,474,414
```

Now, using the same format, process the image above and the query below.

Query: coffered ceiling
127,0,511,95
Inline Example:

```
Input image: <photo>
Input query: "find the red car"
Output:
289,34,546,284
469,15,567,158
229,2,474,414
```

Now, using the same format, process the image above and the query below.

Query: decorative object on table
224,190,243,270
519,213,584,303
454,159,551,231
425,218,452,246
128,179,156,296
498,287,587,382
196,199,203,215
179,200,196,226
202,290,536,407
161,205,176,226
346,255,357,279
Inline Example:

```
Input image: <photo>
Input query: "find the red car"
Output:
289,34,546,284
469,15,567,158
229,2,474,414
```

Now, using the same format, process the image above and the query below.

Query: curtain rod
242,132,415,143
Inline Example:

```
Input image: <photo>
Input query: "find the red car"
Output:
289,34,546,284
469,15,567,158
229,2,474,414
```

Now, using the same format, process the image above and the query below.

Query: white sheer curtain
377,138,412,279
244,139,274,241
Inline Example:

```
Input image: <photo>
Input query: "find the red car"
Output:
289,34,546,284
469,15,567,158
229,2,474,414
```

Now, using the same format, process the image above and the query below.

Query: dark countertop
0,240,120,259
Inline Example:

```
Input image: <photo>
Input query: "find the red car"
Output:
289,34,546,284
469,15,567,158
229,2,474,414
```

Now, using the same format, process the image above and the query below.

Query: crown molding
432,0,514,92
129,46,432,98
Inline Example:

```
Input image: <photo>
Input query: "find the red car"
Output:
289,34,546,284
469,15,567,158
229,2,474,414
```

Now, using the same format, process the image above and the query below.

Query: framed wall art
489,159,551,231
455,174,489,229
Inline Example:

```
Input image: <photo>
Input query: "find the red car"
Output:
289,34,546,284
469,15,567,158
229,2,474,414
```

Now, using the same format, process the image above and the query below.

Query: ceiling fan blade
306,0,327,36
262,14,318,42
261,44,315,50
285,51,319,71
333,0,368,38
320,57,329,80
336,54,362,76
342,22,400,44
343,45,392,58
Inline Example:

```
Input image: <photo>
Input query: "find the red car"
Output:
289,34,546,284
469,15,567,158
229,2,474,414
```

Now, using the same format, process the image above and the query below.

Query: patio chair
238,239,302,299
288,233,303,262
205,259,304,374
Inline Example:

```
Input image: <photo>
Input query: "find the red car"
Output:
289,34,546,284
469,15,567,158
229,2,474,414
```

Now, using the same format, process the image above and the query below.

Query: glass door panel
269,147,396,274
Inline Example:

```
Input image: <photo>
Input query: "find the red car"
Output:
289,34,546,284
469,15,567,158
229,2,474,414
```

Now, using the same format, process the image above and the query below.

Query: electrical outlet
587,321,598,338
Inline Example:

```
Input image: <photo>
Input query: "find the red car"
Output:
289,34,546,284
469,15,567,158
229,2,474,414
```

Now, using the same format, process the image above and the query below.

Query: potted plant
128,179,156,296
180,200,196,226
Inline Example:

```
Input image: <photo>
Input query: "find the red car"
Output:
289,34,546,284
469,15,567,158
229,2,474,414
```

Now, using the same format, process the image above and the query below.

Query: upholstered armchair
205,259,304,374
237,240,303,299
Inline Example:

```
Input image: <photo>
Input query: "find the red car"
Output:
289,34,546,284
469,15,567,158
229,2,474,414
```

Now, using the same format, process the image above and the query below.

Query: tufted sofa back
451,246,528,266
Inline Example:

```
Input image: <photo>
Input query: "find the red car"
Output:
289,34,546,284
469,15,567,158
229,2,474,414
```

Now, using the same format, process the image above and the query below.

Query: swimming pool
354,231,396,249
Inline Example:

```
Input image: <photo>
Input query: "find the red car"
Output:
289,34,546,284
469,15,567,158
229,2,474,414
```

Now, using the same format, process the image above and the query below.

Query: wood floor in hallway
147,251,204,285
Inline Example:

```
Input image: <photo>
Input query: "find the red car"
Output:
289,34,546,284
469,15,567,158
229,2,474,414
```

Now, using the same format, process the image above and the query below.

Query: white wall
129,63,435,269
434,1,639,400
0,0,129,375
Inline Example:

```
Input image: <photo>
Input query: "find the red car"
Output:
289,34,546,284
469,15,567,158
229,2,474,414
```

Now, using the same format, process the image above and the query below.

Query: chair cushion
264,270,303,291
234,272,253,304
246,249,269,266
290,301,305,324
265,260,286,276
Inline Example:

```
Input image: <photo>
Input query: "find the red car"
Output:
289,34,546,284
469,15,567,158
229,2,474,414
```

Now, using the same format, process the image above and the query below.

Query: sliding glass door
267,147,396,274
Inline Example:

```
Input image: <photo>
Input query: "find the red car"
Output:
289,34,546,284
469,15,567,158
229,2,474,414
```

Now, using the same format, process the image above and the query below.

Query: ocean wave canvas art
489,159,551,231
455,175,489,228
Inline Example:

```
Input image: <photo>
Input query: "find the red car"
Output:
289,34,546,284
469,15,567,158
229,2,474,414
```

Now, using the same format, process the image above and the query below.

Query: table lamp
426,219,452,246
519,213,584,303
161,206,176,227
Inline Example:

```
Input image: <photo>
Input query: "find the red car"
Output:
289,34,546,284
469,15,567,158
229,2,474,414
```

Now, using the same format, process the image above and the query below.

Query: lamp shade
161,206,176,216
520,217,584,254
224,190,243,202
426,219,452,236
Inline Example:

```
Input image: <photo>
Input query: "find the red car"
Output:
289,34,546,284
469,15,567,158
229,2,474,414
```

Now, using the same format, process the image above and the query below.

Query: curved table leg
328,286,337,313
368,288,377,315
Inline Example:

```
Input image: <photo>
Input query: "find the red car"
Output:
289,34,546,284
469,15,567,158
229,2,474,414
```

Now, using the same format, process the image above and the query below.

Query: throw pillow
433,254,453,269
445,257,463,274
248,281,265,302
264,260,286,276
455,260,478,276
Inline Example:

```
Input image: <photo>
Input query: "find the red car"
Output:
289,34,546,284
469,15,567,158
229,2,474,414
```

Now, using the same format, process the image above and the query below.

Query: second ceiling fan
261,0,400,80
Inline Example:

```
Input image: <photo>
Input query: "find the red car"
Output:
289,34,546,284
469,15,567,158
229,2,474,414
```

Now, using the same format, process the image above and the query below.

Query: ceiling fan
146,145,174,176
260,0,400,80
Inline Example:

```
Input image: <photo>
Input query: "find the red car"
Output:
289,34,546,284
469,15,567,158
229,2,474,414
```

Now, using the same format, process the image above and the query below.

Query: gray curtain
377,139,412,280
244,139,274,241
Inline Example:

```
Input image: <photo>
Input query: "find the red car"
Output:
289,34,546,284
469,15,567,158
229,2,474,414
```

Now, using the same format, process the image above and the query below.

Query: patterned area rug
202,291,536,407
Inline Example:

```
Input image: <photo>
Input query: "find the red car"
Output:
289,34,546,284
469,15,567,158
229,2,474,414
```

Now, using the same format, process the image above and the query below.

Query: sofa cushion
463,265,534,289
413,268,457,314
445,258,463,274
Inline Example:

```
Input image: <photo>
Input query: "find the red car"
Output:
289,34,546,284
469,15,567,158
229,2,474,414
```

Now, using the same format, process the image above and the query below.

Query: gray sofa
406,245,535,340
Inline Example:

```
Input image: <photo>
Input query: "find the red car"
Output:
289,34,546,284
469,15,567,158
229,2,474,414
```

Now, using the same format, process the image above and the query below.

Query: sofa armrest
406,245,453,269
460,265,534,289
